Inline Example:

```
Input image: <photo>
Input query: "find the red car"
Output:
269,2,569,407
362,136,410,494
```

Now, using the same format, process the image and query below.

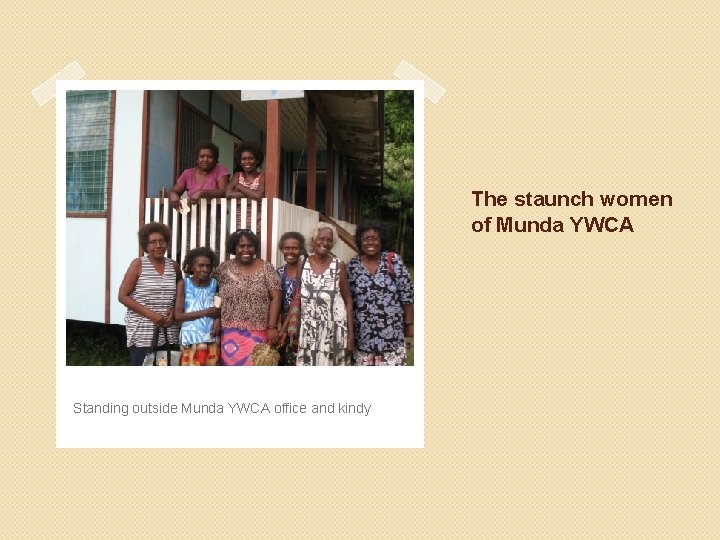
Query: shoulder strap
299,255,308,277
291,258,306,304
150,326,160,351
386,252,396,280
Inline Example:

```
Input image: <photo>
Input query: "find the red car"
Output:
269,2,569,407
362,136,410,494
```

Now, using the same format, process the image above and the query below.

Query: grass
66,320,128,366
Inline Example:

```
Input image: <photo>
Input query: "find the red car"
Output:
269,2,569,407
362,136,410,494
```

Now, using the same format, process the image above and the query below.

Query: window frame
65,90,116,217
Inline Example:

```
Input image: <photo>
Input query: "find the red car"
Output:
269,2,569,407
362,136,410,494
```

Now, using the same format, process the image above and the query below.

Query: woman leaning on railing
168,141,229,211
226,140,265,234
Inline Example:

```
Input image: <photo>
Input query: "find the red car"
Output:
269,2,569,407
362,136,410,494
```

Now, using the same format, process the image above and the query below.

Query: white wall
109,90,145,325
65,90,145,325
66,218,107,322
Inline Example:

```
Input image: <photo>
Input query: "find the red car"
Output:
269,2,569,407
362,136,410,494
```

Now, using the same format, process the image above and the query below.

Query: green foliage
385,90,414,144
382,90,415,263
383,142,414,208
359,90,416,263
66,320,128,366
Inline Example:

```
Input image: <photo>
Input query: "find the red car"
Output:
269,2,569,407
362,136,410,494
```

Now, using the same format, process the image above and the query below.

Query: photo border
56,79,424,448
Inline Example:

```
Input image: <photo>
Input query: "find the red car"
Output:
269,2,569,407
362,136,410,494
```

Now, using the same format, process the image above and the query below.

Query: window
66,91,113,213
179,101,212,172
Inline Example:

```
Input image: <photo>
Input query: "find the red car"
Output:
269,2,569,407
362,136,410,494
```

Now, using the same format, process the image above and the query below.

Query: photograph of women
63,84,418,368
57,80,424,448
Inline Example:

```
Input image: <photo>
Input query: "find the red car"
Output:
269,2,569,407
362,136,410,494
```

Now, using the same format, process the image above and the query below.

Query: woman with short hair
347,220,414,366
215,229,281,365
226,141,265,234
169,141,229,210
295,223,354,366
118,222,181,365
276,231,307,366
174,247,221,366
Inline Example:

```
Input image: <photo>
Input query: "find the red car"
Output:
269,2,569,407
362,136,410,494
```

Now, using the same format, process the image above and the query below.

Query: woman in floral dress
347,220,414,366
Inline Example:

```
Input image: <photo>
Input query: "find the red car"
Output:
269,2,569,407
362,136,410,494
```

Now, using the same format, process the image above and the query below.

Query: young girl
174,247,221,365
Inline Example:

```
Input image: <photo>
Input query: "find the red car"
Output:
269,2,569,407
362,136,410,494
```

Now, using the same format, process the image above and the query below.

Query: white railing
144,197,266,264
144,196,357,268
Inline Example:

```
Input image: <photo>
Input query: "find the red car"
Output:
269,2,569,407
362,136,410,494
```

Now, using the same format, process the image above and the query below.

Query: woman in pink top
226,141,265,233
169,142,230,211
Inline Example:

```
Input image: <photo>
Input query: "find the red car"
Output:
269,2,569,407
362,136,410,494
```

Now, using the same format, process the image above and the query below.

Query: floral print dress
179,277,220,366
296,257,349,366
347,252,414,366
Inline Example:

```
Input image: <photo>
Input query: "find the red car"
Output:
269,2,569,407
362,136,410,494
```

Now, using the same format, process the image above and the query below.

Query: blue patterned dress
179,277,218,346
347,252,414,365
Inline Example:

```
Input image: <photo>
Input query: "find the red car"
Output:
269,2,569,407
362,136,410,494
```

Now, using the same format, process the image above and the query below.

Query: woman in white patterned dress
296,223,354,366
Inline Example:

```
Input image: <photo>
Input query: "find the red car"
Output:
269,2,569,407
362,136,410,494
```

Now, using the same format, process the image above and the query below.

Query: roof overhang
214,89,384,187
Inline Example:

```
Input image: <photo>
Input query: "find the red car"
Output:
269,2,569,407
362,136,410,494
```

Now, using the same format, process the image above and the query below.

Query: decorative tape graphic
394,60,445,103
32,60,85,105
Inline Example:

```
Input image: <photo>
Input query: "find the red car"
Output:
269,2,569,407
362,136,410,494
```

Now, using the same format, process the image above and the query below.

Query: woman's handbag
142,327,182,366
282,256,306,340
286,287,301,339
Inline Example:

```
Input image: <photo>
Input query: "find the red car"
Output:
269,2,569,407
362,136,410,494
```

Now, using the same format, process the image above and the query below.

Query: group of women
119,220,414,366
118,139,413,366
168,140,265,232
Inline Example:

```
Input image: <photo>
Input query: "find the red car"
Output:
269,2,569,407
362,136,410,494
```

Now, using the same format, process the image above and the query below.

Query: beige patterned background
2,1,720,538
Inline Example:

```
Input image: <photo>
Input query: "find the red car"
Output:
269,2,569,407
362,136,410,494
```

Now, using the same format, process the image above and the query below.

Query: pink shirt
176,163,229,197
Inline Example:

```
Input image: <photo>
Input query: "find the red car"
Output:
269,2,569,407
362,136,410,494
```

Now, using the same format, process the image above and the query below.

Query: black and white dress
296,257,349,366
124,256,180,347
